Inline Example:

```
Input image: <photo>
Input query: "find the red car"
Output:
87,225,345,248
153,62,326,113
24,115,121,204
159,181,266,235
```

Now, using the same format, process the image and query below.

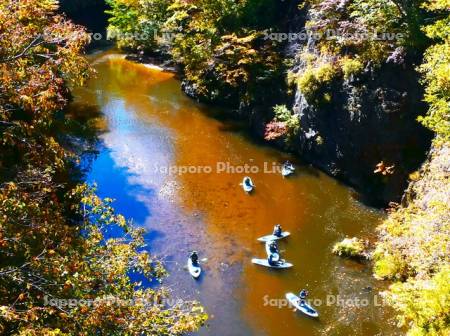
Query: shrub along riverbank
105,0,449,334
372,1,450,333
0,1,206,334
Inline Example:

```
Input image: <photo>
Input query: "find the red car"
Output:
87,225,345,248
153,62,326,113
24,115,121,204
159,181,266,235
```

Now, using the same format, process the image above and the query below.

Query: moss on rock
332,237,367,259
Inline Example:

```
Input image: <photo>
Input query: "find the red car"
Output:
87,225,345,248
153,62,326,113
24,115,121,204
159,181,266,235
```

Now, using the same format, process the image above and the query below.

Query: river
68,50,398,335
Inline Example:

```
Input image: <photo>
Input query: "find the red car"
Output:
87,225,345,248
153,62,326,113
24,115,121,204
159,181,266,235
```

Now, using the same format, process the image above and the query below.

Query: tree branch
1,35,44,63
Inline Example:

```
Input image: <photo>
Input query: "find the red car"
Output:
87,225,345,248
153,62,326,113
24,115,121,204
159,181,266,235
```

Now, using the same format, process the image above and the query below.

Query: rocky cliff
290,60,432,204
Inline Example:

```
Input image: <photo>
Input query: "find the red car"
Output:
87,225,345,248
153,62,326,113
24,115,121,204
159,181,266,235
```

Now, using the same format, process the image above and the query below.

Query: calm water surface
69,50,398,336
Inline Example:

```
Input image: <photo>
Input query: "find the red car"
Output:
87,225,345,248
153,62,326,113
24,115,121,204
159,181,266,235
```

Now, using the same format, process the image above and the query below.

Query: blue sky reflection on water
70,52,394,336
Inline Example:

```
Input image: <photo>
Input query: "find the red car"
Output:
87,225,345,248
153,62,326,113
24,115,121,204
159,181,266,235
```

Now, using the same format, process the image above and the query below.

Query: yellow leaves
297,61,338,101
340,56,364,80
421,0,450,11
58,312,68,320
0,305,19,321
38,328,66,336
385,265,450,334
117,214,126,227
116,0,140,6
1,0,91,125
2,1,204,334
191,305,204,313
374,144,450,333
409,171,421,181
332,237,366,258
19,94,34,107
63,280,73,291
417,3,450,143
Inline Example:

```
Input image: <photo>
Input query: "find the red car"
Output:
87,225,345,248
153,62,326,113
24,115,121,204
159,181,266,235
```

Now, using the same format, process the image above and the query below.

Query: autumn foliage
0,1,206,334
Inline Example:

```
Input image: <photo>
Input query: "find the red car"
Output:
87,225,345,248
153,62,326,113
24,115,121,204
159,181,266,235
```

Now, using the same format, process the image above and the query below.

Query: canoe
257,231,290,242
265,241,280,262
285,292,319,317
251,258,293,269
242,177,254,193
187,258,201,279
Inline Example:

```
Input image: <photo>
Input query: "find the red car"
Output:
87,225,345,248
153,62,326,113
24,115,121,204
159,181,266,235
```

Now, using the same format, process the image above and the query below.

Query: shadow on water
194,103,389,209
194,103,328,186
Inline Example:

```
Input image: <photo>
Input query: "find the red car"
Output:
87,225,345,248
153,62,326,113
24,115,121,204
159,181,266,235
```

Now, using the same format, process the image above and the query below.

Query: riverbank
372,142,450,334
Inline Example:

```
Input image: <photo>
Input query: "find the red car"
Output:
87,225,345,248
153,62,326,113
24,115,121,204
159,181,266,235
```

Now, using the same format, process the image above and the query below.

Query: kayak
285,292,319,318
187,258,201,279
251,258,293,269
281,165,295,177
257,231,290,242
242,176,254,193
265,241,280,262
281,163,295,177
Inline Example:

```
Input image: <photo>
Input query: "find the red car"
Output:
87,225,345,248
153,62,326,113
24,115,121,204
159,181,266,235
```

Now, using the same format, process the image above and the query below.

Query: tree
418,0,450,141
0,1,207,334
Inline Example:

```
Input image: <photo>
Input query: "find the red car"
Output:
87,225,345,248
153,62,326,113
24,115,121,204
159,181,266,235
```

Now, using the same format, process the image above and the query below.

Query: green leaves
106,0,285,105
418,1,450,142
106,0,172,51
374,141,450,335
385,266,450,335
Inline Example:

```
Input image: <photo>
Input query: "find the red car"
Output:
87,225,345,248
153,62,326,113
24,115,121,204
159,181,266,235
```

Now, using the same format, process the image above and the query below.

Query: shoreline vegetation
0,1,206,334
104,0,449,335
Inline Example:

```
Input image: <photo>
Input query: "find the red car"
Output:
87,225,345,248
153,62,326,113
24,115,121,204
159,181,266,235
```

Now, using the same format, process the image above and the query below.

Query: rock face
291,63,432,204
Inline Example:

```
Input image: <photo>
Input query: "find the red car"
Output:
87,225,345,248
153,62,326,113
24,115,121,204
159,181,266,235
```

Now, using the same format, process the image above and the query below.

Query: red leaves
374,161,395,175
264,120,288,141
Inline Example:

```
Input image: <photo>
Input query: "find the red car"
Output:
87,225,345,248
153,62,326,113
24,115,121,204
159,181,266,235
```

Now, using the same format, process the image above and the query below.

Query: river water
68,50,398,335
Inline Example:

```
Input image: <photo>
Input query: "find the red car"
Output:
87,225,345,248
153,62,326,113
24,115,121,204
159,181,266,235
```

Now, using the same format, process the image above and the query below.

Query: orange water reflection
69,51,398,336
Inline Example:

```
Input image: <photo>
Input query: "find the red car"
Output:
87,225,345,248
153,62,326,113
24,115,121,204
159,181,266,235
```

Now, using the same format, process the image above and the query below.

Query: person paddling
299,289,308,305
273,224,283,237
268,253,278,266
269,241,279,254
190,251,199,266
244,177,252,187
284,160,293,168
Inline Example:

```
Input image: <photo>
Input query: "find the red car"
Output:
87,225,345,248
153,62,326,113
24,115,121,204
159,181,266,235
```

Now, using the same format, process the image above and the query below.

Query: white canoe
187,258,201,279
265,241,280,262
251,258,293,269
285,292,319,317
242,177,254,193
257,231,290,242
